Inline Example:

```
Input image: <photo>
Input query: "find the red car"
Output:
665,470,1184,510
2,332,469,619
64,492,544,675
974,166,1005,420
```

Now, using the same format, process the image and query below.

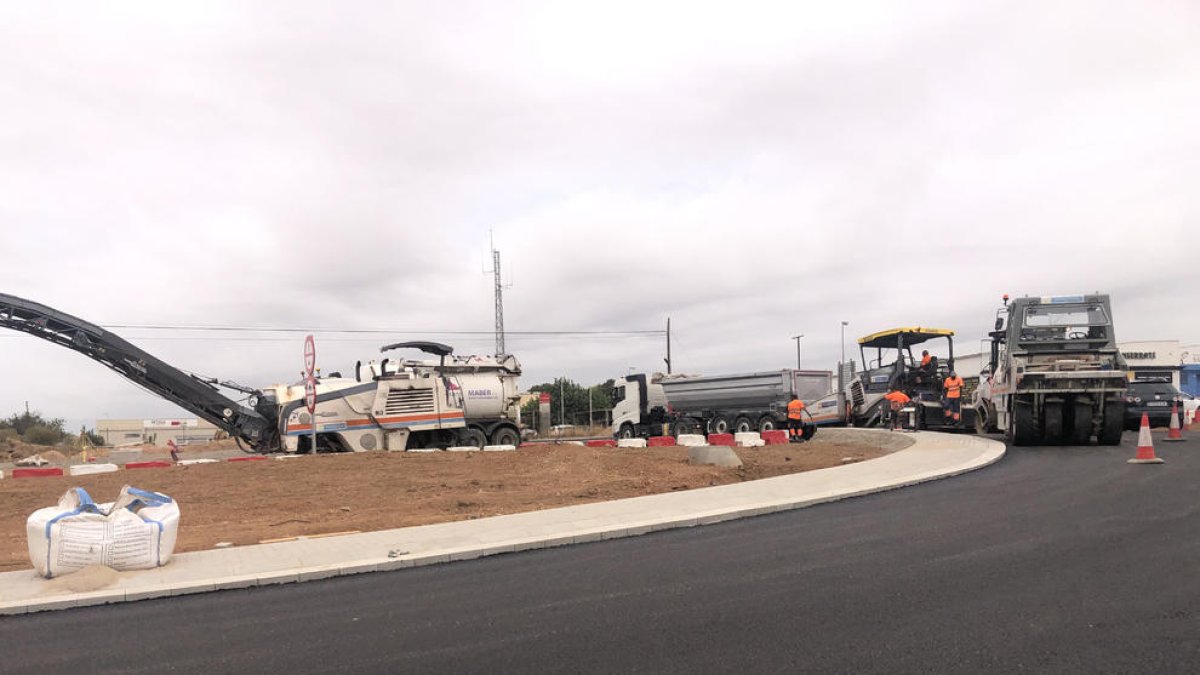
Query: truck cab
611,373,668,439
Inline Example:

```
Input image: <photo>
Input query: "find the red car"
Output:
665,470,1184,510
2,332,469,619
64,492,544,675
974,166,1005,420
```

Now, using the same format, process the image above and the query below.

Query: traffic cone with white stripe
1128,413,1165,464
1164,404,1185,442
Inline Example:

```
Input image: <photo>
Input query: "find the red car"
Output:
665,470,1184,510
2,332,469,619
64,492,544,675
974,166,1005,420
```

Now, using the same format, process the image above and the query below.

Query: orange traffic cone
1164,404,1185,442
1129,413,1165,464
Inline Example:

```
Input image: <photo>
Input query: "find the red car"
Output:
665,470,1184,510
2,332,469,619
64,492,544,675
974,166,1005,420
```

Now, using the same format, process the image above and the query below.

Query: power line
98,324,664,336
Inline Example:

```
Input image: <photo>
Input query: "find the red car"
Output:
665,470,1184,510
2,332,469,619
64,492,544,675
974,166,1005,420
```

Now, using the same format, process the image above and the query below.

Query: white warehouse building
953,339,1197,390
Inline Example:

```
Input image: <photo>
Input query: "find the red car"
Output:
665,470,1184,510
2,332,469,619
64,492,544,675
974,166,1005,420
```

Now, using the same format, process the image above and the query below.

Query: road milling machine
972,294,1127,445
0,293,523,453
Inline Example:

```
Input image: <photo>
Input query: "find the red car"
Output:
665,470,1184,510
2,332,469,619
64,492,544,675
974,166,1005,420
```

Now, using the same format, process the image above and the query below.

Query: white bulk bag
26,486,180,579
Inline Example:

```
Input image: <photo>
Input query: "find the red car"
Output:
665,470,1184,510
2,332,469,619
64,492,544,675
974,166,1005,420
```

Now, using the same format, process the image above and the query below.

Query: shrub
24,424,65,446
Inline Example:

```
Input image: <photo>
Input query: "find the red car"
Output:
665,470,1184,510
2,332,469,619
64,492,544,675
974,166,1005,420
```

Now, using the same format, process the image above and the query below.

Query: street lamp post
792,334,804,369
840,321,849,365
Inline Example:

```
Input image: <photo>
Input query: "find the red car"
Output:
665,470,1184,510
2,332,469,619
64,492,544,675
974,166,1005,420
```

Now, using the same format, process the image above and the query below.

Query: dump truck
0,293,523,453
972,294,1127,445
610,369,833,439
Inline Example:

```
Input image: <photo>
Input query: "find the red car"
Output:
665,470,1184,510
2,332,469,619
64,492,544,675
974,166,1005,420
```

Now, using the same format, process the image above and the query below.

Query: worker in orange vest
883,389,911,430
920,350,932,368
943,371,965,423
787,395,806,442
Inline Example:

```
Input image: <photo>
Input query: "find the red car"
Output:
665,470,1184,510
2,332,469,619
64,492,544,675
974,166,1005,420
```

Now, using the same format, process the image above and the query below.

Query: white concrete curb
0,429,1005,615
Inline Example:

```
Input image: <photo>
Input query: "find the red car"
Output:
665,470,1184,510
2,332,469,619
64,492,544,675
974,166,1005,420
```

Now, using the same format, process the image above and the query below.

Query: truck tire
974,406,989,435
708,415,731,435
490,426,520,447
617,423,636,440
1043,401,1064,445
734,416,754,434
757,416,777,433
462,427,487,448
1098,401,1124,446
1009,402,1039,446
673,417,702,436
1067,402,1092,445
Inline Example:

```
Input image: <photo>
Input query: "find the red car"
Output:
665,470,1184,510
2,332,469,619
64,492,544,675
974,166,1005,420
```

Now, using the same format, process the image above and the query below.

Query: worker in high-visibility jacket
883,389,911,431
913,350,935,386
787,394,807,442
943,371,965,423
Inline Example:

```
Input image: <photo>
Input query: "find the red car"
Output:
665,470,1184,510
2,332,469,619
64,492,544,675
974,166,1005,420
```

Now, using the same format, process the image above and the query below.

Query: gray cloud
2,0,1198,427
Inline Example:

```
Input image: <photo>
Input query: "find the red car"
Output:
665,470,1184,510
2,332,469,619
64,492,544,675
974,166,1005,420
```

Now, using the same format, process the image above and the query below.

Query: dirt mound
0,434,905,571
39,565,121,593
1,440,68,464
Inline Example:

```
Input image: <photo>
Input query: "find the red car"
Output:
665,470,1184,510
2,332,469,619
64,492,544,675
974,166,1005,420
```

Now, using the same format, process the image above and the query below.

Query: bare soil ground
0,431,911,572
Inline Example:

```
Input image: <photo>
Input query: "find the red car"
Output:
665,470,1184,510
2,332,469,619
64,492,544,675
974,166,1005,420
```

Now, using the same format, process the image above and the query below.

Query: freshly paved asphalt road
6,435,1198,674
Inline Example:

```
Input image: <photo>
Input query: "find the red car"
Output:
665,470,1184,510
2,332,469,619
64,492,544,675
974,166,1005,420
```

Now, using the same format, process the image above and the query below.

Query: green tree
525,378,617,428
1,410,68,445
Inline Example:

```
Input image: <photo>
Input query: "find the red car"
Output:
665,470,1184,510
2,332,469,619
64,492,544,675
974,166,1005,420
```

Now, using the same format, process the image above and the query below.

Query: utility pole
665,317,672,374
792,334,804,369
559,379,565,426
484,232,511,356
588,387,593,428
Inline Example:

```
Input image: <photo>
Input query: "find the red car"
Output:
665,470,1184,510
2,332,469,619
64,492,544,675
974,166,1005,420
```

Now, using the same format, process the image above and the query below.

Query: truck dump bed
661,370,832,413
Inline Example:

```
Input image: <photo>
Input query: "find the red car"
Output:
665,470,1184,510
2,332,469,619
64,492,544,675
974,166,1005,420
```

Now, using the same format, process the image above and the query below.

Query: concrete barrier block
482,444,517,452
617,438,647,448
12,467,65,478
761,430,789,445
227,456,269,462
124,461,172,469
68,463,119,476
707,433,735,447
274,454,305,460
407,447,442,453
687,446,743,467
647,436,676,447
586,439,617,448
677,434,707,447
178,459,219,465
447,446,479,452
734,432,765,447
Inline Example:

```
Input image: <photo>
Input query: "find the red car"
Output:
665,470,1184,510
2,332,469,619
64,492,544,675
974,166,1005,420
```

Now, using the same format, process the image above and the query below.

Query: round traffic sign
304,375,317,414
304,335,316,375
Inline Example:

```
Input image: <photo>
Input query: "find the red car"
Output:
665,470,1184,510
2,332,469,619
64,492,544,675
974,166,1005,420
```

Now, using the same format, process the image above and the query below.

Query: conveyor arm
0,293,279,451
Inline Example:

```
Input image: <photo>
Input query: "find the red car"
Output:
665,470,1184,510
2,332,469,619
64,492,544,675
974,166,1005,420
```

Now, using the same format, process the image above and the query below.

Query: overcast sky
2,0,1198,427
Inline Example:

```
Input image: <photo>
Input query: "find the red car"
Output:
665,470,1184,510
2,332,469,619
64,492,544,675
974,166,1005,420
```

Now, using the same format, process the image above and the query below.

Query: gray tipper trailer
610,369,834,439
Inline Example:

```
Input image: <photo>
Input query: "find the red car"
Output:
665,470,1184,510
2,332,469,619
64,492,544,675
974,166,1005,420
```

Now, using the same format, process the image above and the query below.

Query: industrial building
95,418,221,448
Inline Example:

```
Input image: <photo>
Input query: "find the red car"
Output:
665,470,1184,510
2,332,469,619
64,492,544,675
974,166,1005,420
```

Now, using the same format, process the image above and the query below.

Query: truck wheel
974,406,988,435
1098,401,1124,446
734,417,754,434
462,427,487,448
617,423,635,440
490,427,520,447
1010,402,1039,446
757,416,777,433
1043,402,1064,445
1067,402,1092,445
673,418,701,436
708,416,731,435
